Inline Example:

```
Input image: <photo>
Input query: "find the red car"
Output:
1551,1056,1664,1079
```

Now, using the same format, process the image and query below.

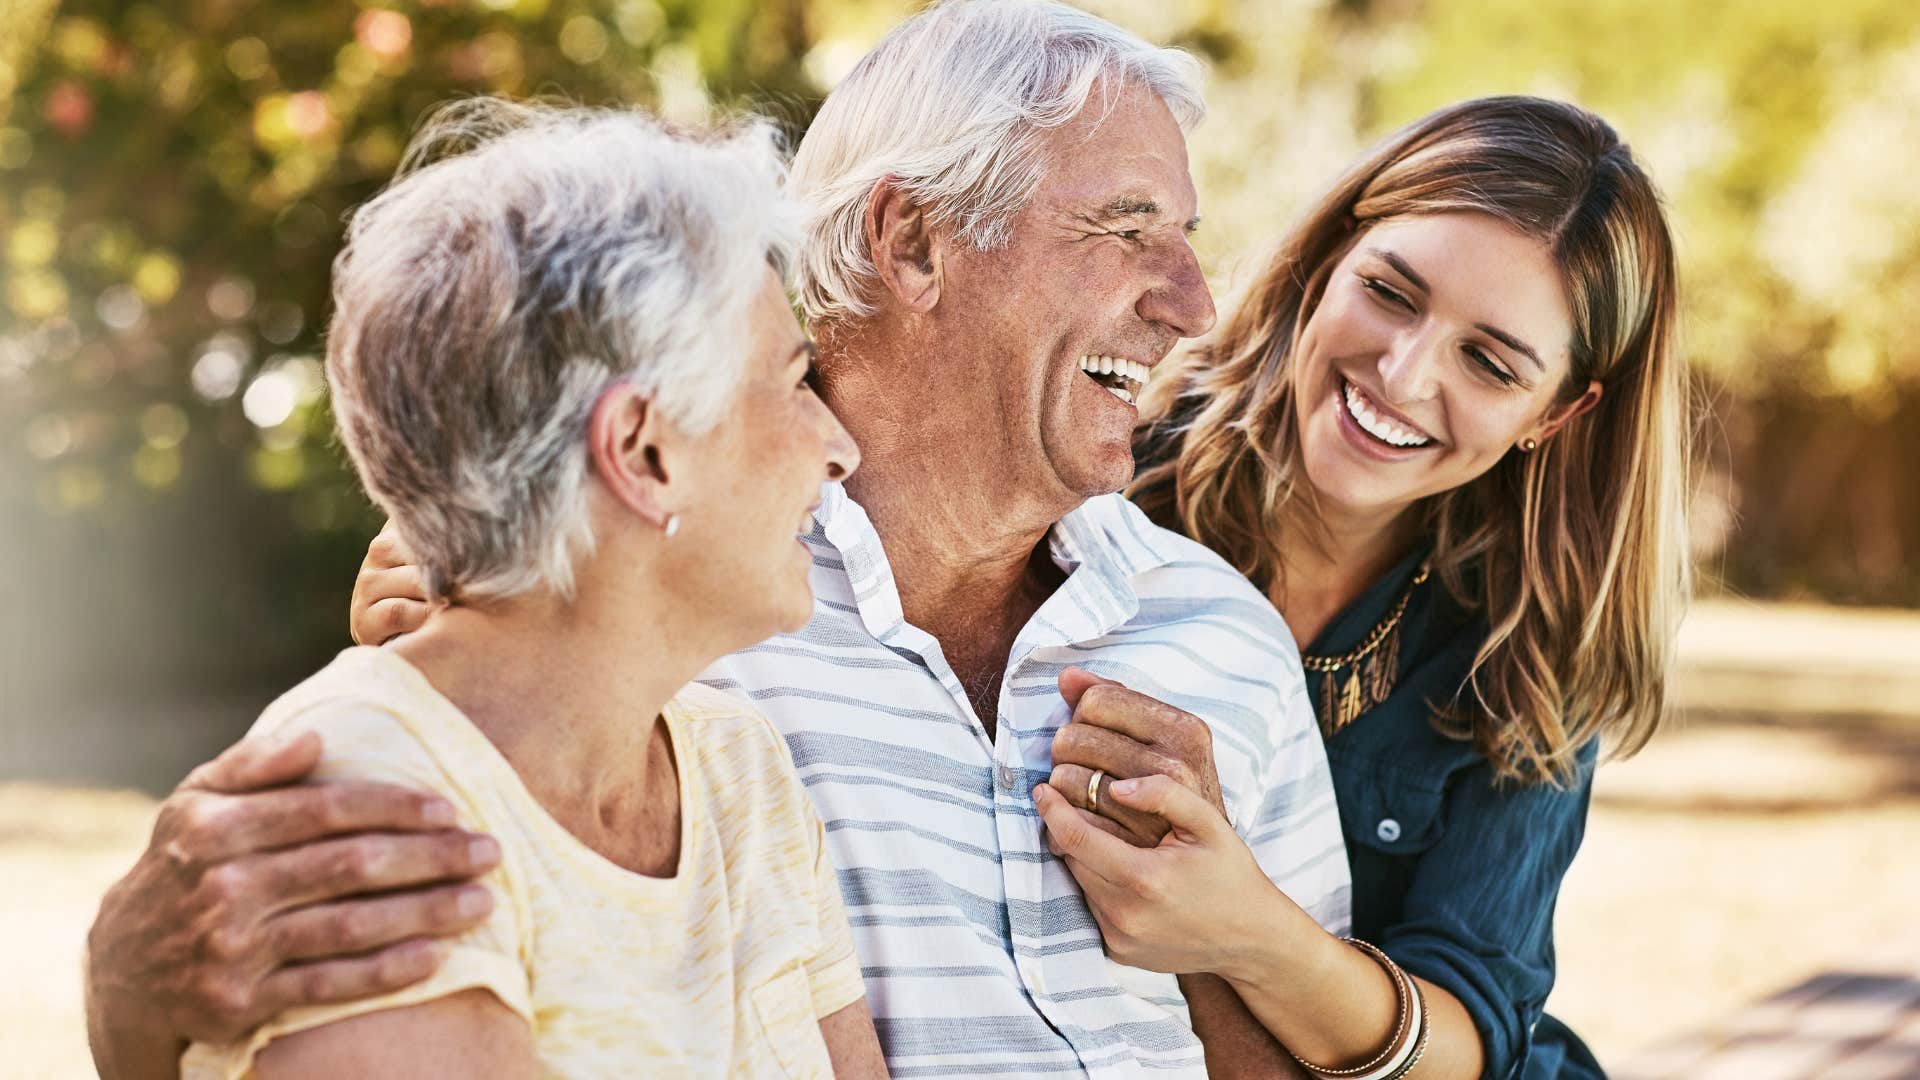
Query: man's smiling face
931,77,1217,505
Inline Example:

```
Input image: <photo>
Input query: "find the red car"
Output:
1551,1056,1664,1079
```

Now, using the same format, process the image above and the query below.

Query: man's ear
1533,378,1603,444
864,176,943,313
586,381,679,530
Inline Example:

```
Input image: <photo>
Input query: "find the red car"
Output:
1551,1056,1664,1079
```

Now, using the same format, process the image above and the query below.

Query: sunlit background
1,1,1917,1077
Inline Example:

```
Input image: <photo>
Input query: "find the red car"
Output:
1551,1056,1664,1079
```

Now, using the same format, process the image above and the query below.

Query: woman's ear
586,382,679,532
1532,378,1603,444
864,176,944,313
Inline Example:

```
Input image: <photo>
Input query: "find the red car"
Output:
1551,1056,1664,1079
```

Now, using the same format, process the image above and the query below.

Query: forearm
86,1014,184,1080
85,878,187,1080
85,966,185,1080
1214,890,1483,1079
1180,973,1309,1079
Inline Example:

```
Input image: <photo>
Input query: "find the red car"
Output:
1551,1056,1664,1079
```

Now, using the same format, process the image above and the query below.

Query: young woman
1034,96,1688,1080
173,100,885,1078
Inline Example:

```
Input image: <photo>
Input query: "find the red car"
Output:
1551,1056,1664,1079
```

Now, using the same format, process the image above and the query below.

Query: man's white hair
327,99,801,603
791,0,1206,324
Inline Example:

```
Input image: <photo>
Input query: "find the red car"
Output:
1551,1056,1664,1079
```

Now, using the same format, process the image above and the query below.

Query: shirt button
1376,818,1402,843
998,764,1020,793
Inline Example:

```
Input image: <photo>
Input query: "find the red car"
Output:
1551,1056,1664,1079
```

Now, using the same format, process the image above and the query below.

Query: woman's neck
389,570,711,828
1270,496,1424,650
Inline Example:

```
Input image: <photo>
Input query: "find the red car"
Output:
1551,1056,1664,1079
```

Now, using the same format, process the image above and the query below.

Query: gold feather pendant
1338,669,1363,731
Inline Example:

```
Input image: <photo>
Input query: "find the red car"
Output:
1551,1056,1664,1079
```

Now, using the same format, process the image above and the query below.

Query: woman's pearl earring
1519,437,1539,453
663,514,681,538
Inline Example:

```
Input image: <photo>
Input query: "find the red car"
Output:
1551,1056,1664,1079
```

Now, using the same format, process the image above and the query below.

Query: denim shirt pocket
1342,764,1448,857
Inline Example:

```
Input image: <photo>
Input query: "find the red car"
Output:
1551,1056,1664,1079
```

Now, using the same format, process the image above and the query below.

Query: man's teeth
1342,381,1433,448
1079,355,1149,404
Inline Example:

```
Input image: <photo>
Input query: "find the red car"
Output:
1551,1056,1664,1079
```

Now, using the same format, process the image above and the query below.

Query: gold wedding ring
1087,769,1105,813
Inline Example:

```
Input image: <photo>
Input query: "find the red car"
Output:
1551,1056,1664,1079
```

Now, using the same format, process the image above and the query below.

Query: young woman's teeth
1079,355,1149,404
1343,380,1433,448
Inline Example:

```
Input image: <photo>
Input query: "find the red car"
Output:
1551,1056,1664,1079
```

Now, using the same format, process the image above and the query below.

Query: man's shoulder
1077,493,1296,645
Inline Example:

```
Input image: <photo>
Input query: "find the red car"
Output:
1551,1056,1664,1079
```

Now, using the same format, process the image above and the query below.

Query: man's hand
350,521,437,646
1046,668,1224,847
85,730,501,1080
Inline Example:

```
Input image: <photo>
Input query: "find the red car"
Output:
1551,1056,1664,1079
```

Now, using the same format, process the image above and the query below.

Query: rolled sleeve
1374,740,1597,1080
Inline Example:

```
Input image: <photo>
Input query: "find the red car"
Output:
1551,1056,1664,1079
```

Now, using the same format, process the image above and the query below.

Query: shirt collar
812,485,1182,648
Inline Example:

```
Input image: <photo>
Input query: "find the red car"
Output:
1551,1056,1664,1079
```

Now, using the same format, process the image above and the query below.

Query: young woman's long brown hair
1132,96,1691,786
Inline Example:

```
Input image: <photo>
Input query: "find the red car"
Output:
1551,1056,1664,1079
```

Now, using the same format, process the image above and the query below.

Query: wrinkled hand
1046,668,1224,847
349,520,437,646
85,730,501,1062
1033,775,1272,976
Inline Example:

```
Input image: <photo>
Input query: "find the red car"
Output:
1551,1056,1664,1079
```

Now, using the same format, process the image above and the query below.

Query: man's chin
1057,447,1138,502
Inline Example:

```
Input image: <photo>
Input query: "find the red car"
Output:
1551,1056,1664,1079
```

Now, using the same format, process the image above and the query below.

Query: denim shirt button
1376,817,1402,843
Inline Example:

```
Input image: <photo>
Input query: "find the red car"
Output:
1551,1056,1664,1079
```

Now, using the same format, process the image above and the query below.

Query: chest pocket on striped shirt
751,964,832,1079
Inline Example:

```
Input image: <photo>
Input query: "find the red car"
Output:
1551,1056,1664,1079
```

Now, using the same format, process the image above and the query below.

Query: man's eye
1115,229,1144,243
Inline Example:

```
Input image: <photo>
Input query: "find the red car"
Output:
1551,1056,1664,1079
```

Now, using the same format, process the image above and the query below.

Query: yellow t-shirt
181,647,865,1079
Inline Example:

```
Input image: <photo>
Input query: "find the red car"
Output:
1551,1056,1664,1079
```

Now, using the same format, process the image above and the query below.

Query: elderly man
85,3,1349,1077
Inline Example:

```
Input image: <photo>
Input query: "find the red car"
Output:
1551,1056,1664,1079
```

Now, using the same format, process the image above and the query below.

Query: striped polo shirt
698,485,1351,1078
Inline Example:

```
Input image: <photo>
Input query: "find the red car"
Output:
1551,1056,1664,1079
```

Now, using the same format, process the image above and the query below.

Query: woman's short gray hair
791,0,1205,324
327,99,800,603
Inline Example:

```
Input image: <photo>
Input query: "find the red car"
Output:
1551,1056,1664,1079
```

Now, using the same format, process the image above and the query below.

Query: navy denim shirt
1307,547,1605,1080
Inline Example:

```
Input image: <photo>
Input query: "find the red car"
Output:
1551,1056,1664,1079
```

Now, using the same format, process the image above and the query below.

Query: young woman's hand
1032,774,1282,978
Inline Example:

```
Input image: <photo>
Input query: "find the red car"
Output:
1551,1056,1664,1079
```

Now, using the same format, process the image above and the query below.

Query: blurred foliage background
2,0,1917,785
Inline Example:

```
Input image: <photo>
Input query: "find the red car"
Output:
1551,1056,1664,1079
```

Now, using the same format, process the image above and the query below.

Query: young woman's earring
663,513,681,538
1519,437,1539,453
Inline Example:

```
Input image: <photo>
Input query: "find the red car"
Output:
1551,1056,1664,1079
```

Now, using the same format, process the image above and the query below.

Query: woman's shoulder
252,647,510,817
668,682,827,886
670,680,790,753
669,682,808,805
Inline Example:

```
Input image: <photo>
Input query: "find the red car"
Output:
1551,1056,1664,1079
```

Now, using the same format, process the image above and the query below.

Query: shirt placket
1003,539,1140,1075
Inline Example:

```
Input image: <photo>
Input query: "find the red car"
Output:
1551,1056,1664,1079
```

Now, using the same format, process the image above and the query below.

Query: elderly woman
176,100,884,1078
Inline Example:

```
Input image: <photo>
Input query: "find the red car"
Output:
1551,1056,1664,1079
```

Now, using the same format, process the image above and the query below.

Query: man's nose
1137,238,1216,340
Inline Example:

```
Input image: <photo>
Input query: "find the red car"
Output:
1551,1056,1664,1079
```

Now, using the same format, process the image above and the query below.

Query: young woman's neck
1270,494,1424,649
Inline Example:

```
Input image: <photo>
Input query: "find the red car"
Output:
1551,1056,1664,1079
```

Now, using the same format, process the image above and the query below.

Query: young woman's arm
1034,777,1489,1079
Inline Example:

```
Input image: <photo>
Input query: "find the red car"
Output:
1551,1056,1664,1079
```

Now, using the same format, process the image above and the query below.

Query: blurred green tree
0,0,897,723
1,0,1917,783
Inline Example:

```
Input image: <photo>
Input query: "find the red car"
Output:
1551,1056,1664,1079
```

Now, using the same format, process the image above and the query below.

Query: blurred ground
3,600,1918,1078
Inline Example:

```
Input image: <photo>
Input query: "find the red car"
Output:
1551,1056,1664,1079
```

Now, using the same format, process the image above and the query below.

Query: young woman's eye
1466,345,1518,386
1361,277,1412,310
799,364,820,391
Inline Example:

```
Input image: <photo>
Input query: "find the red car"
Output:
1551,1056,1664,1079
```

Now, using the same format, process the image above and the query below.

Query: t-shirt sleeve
179,701,532,1080
1242,681,1353,935
797,761,866,1021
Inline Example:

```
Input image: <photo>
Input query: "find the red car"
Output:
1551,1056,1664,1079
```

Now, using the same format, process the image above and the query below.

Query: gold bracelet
1287,937,1414,1079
